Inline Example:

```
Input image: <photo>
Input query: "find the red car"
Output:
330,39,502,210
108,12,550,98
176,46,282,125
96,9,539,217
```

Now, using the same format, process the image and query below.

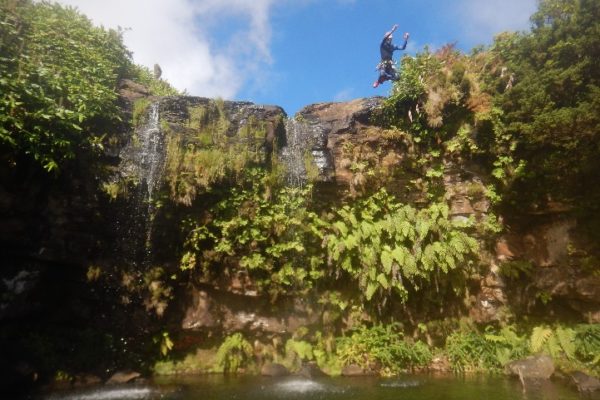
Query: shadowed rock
341,364,375,377
570,371,600,393
506,355,554,380
261,363,290,377
106,370,141,385
297,362,328,378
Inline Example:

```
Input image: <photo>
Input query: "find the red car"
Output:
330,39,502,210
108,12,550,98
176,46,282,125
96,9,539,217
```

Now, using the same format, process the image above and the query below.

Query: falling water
281,118,333,186
281,119,307,186
133,102,164,203
116,101,166,267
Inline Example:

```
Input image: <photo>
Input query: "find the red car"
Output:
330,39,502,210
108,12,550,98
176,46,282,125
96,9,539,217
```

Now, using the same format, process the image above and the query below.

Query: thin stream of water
114,101,166,267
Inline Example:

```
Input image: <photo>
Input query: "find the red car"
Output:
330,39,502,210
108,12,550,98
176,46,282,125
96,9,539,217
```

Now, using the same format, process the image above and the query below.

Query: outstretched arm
396,32,410,50
383,24,398,40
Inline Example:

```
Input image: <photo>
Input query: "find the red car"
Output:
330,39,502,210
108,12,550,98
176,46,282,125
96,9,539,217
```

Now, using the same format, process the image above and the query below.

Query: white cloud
454,0,537,45
53,0,277,99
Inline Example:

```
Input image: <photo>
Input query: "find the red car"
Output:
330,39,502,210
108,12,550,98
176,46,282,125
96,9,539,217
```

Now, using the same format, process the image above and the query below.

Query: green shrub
325,188,479,305
0,0,131,171
180,169,326,295
574,324,600,372
445,331,499,372
215,333,253,373
336,324,432,375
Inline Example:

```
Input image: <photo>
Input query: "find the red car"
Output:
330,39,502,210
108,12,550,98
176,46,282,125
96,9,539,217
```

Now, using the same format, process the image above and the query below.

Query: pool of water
42,374,591,400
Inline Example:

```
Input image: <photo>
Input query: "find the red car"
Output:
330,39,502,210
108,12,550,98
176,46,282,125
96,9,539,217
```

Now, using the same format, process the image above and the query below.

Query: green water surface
45,374,594,400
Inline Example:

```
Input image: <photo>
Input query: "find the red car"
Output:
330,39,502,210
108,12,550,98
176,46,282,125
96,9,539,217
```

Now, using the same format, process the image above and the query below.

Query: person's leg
373,69,386,87
386,65,398,81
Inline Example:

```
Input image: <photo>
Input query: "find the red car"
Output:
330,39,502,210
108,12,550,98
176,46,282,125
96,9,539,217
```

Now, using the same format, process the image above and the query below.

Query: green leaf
341,255,353,272
381,249,393,274
530,326,553,353
391,246,406,265
334,221,348,236
376,273,389,289
366,282,378,300
344,234,358,250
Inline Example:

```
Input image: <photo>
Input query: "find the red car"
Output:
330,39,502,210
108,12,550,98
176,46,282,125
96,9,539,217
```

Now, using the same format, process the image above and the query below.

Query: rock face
295,97,409,193
168,95,599,333
3,89,600,383
506,355,555,380
297,362,328,378
569,371,600,393
341,364,374,376
181,288,317,335
105,370,141,385
492,216,600,322
260,363,289,377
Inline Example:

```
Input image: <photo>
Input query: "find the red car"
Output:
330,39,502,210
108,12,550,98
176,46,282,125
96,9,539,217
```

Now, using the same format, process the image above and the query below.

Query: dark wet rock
506,355,555,380
296,97,384,136
261,363,290,377
495,218,575,267
72,374,102,388
428,356,451,373
118,79,150,102
491,215,600,322
294,97,390,189
297,362,328,378
341,364,373,377
181,286,319,335
105,370,141,385
159,96,285,140
181,289,218,330
570,371,600,393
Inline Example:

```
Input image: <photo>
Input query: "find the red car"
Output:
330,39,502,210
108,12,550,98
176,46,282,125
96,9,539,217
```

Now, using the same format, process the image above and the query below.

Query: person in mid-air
373,24,409,88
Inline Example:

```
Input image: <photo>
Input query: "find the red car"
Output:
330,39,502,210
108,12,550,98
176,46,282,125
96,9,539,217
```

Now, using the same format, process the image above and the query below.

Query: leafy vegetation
446,323,600,375
325,189,479,305
163,103,272,205
337,324,432,375
0,0,177,172
0,0,126,170
446,326,529,372
153,321,598,378
382,0,600,214
2,0,599,384
491,0,600,208
215,333,253,373
181,169,326,295
574,324,600,370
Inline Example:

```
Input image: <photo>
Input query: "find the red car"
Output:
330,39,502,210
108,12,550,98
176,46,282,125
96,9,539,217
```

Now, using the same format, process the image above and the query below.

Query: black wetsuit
377,36,408,84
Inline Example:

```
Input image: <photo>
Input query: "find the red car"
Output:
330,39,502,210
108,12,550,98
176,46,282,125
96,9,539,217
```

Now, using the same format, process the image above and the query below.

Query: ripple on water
379,379,421,388
45,386,155,400
271,379,345,394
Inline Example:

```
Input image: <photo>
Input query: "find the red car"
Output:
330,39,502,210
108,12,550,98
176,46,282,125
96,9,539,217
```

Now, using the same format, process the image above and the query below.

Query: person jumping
373,24,409,88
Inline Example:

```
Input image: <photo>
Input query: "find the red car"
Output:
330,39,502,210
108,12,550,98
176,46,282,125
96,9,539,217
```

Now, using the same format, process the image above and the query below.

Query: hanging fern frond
530,326,553,353
555,326,576,360
545,334,562,358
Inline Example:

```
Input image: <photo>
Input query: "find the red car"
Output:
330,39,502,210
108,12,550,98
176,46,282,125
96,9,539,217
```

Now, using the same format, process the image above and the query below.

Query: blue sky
55,0,537,116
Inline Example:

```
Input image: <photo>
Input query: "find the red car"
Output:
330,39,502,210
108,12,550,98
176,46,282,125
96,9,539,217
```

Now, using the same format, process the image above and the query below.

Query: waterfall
134,102,164,203
281,119,307,186
281,118,333,186
116,101,166,267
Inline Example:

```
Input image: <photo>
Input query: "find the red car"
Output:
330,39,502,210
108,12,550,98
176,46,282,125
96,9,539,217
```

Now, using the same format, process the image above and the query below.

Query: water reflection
45,385,157,400
44,374,589,400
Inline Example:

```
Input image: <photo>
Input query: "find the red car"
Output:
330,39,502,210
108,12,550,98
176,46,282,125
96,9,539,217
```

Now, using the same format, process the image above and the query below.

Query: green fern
496,348,512,366
575,324,600,369
530,326,553,353
216,333,253,373
555,326,576,360
324,189,479,307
